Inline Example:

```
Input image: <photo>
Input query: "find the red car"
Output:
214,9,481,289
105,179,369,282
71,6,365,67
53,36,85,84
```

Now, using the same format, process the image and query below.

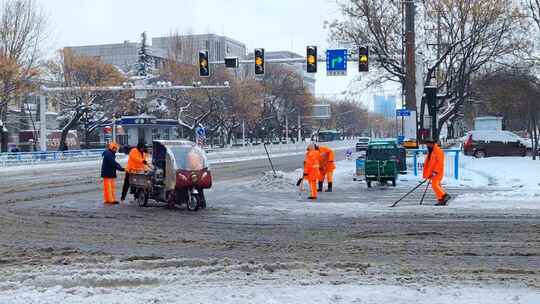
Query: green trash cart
364,141,399,188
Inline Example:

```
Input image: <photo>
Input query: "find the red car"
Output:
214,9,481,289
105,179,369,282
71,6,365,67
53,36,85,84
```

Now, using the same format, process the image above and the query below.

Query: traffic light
358,46,369,72
199,50,209,77
254,48,265,75
306,46,317,73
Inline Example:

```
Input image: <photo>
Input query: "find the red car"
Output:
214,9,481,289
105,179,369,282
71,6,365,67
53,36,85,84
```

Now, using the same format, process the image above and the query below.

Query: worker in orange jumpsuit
101,142,125,205
423,139,451,206
121,142,149,202
317,145,336,192
303,143,320,200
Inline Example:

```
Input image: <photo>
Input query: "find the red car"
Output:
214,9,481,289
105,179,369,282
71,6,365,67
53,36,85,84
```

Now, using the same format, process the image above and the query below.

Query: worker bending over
303,143,320,200
317,145,336,192
121,142,149,202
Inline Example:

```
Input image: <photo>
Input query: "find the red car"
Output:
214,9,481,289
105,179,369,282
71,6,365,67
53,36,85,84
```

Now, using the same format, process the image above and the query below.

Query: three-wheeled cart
129,140,212,211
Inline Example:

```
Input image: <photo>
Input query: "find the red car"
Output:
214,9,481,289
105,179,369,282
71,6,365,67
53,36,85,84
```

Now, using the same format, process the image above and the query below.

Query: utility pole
405,0,417,137
39,95,47,151
297,115,302,143
285,115,289,144
242,120,246,147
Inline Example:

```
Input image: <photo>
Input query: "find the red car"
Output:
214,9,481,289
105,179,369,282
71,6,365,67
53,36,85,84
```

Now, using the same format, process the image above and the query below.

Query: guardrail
408,149,461,180
208,140,354,157
0,149,106,167
0,140,356,168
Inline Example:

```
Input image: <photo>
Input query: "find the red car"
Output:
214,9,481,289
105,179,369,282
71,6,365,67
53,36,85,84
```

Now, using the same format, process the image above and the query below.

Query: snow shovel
296,177,305,200
389,179,428,208
419,179,431,206
264,143,277,178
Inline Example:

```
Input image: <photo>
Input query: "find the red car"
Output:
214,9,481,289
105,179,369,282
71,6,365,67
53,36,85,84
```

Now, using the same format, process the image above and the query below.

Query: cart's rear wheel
367,180,372,188
186,191,199,211
392,178,396,187
136,189,149,207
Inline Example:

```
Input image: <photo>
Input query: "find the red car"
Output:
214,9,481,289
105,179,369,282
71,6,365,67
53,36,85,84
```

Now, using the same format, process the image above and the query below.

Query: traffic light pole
209,56,365,65
404,0,418,141
39,94,47,151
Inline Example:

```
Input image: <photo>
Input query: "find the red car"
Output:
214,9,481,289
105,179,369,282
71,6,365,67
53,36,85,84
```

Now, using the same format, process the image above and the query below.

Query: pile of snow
460,156,540,189
247,170,301,193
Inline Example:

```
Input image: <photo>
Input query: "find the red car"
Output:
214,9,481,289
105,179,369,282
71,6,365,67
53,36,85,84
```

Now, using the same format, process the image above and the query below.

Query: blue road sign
396,109,411,117
196,127,206,138
326,49,348,76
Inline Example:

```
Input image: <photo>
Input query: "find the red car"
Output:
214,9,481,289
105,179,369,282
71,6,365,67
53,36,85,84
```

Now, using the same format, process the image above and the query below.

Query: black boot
436,194,451,206
325,182,333,192
317,181,323,192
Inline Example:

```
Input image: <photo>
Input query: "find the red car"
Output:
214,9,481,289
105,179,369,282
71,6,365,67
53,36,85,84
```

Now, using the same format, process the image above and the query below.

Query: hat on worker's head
108,142,119,151
424,137,436,144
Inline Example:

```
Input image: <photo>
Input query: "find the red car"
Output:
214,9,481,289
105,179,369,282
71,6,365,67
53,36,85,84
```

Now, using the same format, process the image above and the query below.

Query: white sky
37,0,400,106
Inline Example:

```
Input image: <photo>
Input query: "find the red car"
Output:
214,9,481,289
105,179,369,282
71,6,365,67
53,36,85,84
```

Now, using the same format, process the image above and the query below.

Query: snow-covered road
1,152,539,303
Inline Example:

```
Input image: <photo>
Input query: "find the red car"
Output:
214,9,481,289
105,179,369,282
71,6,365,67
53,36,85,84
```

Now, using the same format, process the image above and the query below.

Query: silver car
356,137,371,152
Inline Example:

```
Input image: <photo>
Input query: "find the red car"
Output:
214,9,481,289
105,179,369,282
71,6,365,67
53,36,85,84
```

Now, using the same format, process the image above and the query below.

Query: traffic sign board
326,49,348,76
396,109,411,117
196,127,206,138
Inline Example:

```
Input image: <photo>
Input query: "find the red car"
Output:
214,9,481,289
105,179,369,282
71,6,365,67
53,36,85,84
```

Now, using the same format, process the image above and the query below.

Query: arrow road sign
326,49,348,76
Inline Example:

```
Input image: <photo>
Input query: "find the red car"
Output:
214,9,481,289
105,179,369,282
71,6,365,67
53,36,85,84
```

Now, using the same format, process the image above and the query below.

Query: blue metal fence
0,149,106,167
408,149,461,180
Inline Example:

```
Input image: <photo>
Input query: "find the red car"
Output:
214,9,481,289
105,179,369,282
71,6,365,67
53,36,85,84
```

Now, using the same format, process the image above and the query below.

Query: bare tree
0,0,47,151
46,49,125,150
329,0,525,139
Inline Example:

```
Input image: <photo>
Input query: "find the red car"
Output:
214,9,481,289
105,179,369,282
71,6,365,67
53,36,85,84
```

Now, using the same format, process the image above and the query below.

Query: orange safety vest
318,146,336,172
303,150,320,181
126,148,147,173
423,144,445,179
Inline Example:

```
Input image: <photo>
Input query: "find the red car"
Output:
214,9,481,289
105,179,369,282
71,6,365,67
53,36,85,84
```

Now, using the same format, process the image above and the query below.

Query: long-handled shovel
389,179,428,208
264,143,277,177
419,179,431,205
296,177,304,200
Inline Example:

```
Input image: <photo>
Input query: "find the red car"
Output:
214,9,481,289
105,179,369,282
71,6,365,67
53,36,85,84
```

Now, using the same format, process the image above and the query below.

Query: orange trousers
103,178,117,204
308,179,317,198
431,177,446,201
319,170,334,184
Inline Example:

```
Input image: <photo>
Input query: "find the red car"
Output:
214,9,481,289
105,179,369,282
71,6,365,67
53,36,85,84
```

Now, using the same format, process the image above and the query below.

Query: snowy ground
1,152,539,303
1,260,538,304
226,155,540,216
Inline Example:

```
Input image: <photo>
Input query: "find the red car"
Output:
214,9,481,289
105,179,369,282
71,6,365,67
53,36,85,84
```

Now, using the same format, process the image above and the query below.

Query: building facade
65,41,168,73
374,95,397,119
152,34,247,65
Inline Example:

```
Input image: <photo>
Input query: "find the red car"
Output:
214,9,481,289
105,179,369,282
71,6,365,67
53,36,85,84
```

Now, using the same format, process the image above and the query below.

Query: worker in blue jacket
101,142,125,204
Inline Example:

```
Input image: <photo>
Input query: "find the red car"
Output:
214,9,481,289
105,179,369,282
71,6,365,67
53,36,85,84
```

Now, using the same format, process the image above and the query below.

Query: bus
318,129,341,142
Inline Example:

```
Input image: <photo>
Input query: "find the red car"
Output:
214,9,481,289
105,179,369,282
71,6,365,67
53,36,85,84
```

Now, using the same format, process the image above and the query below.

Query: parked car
463,130,533,158
356,137,371,152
